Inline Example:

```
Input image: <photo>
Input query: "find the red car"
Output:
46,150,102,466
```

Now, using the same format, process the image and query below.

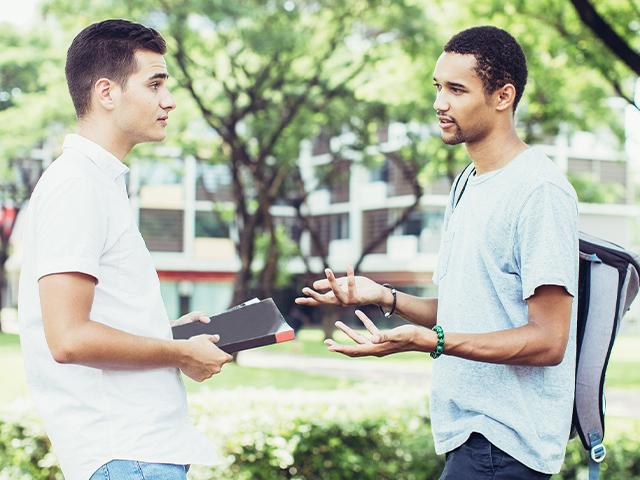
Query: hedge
1,387,639,479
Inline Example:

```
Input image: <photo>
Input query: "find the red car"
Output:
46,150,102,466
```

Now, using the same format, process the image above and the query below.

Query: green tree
43,0,438,305
4,0,633,316
0,24,74,329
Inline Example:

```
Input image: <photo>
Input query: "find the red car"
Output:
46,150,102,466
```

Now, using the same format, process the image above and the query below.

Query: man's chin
440,133,464,146
145,131,168,143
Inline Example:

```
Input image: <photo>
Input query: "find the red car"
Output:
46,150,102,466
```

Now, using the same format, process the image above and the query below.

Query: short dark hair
65,19,167,118
444,26,528,112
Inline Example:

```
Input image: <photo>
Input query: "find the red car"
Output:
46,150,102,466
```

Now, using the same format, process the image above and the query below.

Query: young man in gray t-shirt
297,26,578,479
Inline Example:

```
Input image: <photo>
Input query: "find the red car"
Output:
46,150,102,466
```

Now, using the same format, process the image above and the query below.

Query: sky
0,0,38,27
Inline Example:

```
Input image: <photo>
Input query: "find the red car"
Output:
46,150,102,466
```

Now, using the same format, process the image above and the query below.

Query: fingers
299,286,337,305
326,268,351,304
324,339,373,357
325,338,357,356
206,334,220,343
221,352,233,363
312,278,331,291
294,297,319,306
335,320,369,344
189,311,210,324
173,311,210,326
354,310,383,341
346,264,356,296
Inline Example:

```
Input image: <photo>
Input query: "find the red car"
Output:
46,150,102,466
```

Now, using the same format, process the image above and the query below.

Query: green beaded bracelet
430,325,445,359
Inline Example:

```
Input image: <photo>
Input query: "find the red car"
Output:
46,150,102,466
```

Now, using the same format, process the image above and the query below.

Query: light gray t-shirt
431,147,579,474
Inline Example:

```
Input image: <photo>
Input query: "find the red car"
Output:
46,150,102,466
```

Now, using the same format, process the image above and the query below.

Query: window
196,163,233,202
370,160,390,183
139,209,184,252
309,213,350,256
331,214,350,240
195,211,230,238
362,209,389,254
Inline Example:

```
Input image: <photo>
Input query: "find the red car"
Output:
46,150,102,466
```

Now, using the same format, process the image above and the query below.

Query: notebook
171,297,295,353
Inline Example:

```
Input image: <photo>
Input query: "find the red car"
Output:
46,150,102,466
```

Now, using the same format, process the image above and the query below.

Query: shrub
2,388,640,480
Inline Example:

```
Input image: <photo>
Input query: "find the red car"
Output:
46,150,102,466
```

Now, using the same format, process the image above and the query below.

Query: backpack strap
451,162,476,211
588,432,606,480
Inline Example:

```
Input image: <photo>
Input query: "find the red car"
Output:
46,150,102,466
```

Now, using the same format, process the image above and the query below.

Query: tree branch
537,13,640,111
354,153,424,273
569,0,640,75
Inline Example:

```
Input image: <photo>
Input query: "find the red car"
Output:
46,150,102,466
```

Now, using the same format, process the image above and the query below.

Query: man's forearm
380,288,438,328
49,319,185,369
409,323,567,367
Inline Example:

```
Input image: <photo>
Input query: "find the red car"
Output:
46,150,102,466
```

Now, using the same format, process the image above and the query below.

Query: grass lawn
0,332,356,408
265,328,640,388
0,333,28,407
183,363,356,393
263,327,431,362
2,329,640,408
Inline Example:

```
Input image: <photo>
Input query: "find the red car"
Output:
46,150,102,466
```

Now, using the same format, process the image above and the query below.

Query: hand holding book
172,298,295,354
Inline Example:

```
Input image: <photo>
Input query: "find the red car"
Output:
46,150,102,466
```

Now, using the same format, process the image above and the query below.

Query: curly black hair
444,26,528,112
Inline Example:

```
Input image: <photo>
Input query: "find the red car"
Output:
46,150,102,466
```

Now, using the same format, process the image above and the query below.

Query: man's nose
161,90,176,111
433,91,449,112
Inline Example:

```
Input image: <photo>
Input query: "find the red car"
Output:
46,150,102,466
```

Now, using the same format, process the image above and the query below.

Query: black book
171,298,295,353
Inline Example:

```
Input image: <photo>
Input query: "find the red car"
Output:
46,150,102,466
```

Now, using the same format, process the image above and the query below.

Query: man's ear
93,78,119,112
495,83,516,112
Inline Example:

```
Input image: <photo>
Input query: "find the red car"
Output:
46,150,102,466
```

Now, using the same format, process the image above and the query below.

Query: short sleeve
34,177,107,283
515,182,579,300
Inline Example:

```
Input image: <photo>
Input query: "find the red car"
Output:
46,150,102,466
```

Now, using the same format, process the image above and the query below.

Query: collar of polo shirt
63,134,129,181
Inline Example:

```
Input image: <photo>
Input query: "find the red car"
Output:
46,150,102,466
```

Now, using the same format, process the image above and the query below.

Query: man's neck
77,119,132,161
466,128,528,175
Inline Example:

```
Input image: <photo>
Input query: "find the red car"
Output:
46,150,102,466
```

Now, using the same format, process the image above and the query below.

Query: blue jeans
89,460,188,480
440,433,551,480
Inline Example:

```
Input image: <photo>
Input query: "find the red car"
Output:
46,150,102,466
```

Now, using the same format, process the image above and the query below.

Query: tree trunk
321,306,340,341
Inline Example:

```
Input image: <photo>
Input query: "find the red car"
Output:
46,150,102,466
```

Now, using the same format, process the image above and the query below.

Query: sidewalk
239,350,640,418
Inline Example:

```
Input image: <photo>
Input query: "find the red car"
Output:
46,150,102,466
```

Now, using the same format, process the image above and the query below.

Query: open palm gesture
326,310,425,357
295,265,385,307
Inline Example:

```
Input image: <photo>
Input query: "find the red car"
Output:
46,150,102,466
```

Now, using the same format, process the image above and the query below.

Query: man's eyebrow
432,78,467,89
148,73,169,81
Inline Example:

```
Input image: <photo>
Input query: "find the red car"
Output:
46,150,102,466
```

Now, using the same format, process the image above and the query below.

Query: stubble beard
441,125,465,145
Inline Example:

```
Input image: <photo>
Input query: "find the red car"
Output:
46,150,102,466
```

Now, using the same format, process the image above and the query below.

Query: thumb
207,334,220,343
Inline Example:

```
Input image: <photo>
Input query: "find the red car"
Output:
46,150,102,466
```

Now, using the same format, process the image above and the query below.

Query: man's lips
157,116,168,126
438,117,456,129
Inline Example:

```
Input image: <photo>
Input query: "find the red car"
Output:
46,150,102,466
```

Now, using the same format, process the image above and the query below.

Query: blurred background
0,1,639,479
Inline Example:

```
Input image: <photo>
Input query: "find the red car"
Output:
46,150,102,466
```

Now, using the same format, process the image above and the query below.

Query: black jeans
439,433,552,480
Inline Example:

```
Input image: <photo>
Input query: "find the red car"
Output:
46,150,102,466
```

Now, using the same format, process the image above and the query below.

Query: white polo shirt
18,134,217,480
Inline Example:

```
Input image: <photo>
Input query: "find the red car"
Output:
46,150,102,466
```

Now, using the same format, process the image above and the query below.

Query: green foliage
568,172,624,203
0,406,62,480
0,23,73,165
455,0,635,144
3,388,640,479
222,416,437,480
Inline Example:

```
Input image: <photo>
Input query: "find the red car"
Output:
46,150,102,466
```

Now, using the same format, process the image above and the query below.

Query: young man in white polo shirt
18,19,232,480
